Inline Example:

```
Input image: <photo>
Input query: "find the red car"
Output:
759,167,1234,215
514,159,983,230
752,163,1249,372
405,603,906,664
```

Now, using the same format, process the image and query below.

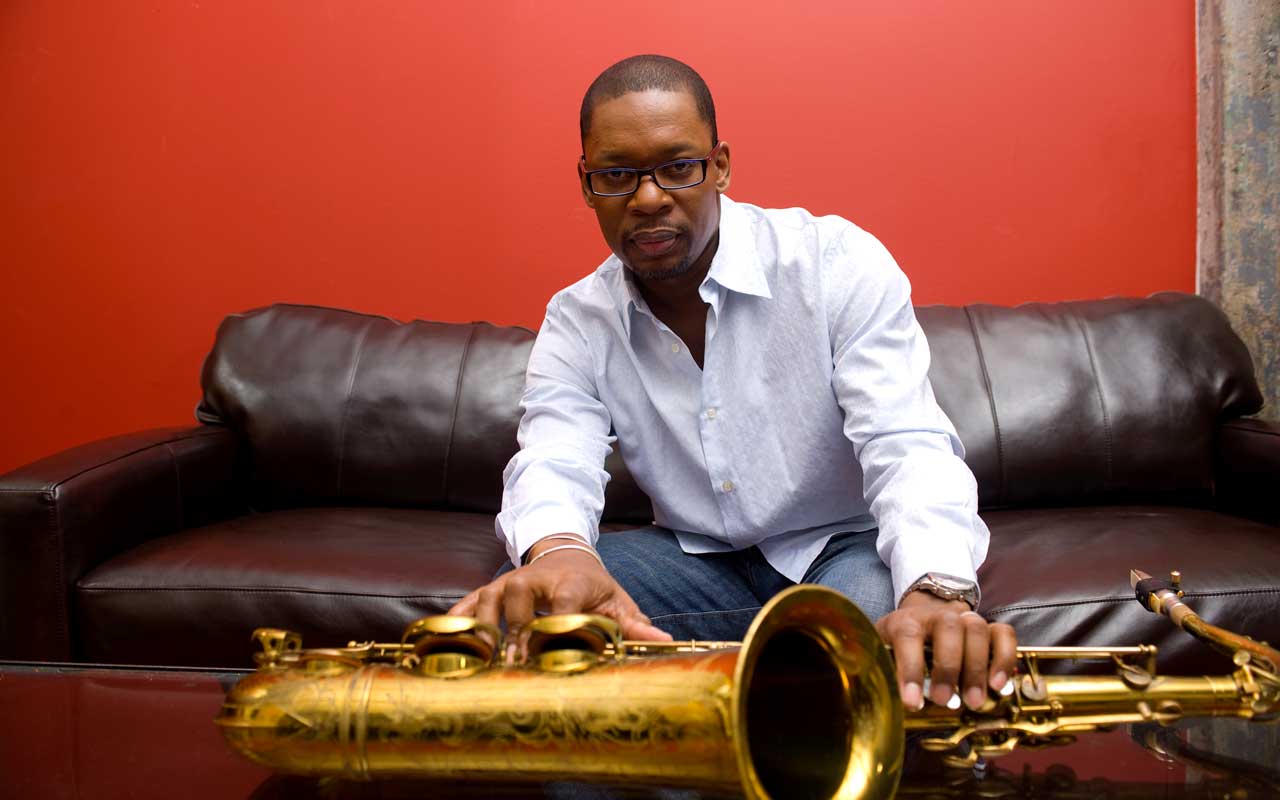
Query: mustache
628,222,686,237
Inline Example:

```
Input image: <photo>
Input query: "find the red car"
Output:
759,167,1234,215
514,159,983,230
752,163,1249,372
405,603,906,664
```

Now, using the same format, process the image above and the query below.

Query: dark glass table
3,660,1277,799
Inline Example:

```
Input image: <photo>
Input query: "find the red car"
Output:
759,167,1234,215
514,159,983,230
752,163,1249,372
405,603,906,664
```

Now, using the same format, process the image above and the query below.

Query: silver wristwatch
902,572,980,611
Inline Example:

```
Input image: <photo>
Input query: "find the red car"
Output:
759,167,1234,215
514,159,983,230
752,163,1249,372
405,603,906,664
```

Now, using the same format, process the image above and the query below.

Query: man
452,55,1016,713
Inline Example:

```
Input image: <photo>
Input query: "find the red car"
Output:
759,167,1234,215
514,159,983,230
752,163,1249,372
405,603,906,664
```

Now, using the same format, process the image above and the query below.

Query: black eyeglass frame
581,143,723,197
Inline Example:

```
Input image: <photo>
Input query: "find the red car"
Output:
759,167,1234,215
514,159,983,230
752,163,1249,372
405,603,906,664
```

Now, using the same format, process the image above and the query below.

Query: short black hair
579,55,718,146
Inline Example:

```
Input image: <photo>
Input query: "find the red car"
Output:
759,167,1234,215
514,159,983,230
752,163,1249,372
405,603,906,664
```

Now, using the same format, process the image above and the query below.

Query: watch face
919,574,979,609
903,574,980,610
930,575,976,591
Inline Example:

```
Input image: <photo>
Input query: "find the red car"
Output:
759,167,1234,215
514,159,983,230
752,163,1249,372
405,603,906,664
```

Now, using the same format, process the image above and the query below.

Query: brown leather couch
2,293,1276,672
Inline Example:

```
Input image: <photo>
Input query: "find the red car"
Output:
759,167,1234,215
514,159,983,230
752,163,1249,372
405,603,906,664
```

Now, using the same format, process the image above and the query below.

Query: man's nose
629,176,673,214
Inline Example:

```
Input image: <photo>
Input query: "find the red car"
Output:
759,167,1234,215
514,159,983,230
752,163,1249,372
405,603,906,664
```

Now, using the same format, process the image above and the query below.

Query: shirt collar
604,195,773,337
702,196,773,302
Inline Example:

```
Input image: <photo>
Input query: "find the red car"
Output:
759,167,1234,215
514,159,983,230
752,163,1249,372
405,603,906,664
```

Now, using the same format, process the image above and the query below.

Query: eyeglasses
582,144,721,197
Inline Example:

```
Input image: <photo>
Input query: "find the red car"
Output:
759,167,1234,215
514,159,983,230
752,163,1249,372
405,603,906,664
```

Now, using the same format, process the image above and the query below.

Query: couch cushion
919,294,1262,509
979,505,1280,673
75,507,508,668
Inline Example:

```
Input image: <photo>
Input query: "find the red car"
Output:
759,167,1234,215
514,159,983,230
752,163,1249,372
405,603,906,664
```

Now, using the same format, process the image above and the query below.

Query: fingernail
990,671,1007,692
926,677,951,707
902,682,924,711
965,686,985,710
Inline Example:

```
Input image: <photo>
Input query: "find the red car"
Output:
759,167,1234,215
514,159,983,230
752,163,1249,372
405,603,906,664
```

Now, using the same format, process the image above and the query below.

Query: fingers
623,617,674,641
448,553,620,640
449,583,504,653
959,612,991,710
448,590,478,618
548,580,589,616
927,612,963,708
881,595,1020,712
615,596,672,642
473,582,504,629
988,621,1018,693
878,614,926,711
501,572,537,633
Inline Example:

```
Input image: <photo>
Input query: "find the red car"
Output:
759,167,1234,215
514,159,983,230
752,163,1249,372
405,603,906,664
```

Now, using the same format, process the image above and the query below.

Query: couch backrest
918,292,1261,509
199,294,1262,517
198,305,527,514
198,303,654,521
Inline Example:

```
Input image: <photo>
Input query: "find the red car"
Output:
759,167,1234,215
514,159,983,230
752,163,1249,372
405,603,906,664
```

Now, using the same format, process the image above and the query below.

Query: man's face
579,89,731,283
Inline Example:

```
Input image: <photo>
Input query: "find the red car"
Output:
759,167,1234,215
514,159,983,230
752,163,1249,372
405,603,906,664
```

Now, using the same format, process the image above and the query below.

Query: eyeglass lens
590,160,707,196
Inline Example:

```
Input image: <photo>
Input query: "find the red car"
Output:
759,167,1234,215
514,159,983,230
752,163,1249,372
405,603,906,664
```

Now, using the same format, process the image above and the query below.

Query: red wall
0,2,1195,474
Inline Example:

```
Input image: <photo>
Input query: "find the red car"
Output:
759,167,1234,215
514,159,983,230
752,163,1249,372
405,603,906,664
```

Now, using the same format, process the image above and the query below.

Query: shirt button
671,343,680,353
722,480,735,493
706,407,718,419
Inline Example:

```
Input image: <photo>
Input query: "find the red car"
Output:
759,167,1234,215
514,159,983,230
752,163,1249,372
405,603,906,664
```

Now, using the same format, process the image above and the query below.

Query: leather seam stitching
442,325,478,506
76,586,466,600
164,442,184,530
964,306,1005,505
6,428,218,493
48,491,69,657
986,587,1280,615
334,322,374,496
1223,422,1280,437
1073,310,1114,488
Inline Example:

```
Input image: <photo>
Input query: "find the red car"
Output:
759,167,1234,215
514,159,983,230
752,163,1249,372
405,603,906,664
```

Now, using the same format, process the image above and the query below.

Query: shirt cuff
888,536,980,610
497,506,597,568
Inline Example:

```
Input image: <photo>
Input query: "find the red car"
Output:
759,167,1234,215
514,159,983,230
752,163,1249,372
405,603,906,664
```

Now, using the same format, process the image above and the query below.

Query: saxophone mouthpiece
1130,569,1171,615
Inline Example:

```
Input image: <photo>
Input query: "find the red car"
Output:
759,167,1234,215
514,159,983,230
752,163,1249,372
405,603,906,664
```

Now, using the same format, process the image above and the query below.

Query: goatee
628,255,697,282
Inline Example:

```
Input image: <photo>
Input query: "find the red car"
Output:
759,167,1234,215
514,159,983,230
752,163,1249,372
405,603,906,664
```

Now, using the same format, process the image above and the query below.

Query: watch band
902,572,981,611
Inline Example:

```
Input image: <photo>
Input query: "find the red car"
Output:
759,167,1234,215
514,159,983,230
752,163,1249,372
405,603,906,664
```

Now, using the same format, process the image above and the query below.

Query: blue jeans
495,527,893,633
595,526,894,638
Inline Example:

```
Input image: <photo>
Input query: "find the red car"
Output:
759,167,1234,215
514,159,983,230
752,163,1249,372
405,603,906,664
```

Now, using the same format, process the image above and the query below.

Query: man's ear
578,158,596,208
713,142,731,193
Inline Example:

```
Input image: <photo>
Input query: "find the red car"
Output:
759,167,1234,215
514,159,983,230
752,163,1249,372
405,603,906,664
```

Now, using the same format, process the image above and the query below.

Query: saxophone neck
1131,569,1280,678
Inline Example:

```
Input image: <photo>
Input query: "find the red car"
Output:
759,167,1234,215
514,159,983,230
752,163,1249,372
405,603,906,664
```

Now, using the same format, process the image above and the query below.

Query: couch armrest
0,425,245,661
1215,418,1280,526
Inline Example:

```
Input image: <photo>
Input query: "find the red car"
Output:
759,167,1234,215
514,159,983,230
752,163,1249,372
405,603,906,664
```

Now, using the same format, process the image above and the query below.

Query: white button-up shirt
496,196,988,603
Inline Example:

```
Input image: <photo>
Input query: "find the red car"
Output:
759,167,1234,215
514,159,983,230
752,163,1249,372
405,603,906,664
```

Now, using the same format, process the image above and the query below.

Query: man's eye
657,161,697,182
598,170,633,185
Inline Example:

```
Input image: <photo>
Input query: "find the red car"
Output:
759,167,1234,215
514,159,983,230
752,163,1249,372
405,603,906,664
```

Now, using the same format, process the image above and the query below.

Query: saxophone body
216,573,1280,800
216,585,905,800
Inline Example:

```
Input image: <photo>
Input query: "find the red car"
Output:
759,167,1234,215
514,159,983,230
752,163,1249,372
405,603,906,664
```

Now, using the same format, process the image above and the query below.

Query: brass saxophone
215,571,1280,800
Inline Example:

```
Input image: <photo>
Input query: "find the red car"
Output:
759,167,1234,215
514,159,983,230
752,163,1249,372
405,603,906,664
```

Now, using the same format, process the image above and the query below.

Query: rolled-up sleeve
495,298,616,567
825,228,990,606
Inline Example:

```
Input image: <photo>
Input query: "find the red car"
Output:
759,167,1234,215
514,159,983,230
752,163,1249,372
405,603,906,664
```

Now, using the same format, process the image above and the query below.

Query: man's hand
448,537,672,645
875,590,1017,712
